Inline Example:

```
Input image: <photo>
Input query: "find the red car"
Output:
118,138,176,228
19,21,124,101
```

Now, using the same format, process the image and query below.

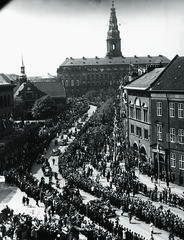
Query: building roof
32,80,66,98
150,55,184,92
29,73,56,81
0,73,12,85
124,68,165,90
59,55,170,67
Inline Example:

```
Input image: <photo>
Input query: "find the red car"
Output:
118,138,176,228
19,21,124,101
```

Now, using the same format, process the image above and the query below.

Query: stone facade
57,2,170,97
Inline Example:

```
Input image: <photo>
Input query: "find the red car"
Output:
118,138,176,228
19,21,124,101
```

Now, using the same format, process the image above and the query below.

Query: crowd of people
58,137,184,239
1,99,184,240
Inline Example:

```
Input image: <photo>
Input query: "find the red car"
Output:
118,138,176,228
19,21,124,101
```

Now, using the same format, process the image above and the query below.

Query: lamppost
157,141,160,186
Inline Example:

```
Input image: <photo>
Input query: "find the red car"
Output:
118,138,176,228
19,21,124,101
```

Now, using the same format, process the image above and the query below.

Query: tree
32,95,57,119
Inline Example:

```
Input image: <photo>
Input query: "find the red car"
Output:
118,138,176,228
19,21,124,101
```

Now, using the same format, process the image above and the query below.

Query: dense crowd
2,99,184,240
3,166,148,240
58,139,184,239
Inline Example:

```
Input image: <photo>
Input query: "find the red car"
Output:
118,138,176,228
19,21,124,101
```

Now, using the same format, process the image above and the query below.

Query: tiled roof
124,68,165,90
0,73,11,85
151,55,184,92
59,55,170,67
32,80,66,98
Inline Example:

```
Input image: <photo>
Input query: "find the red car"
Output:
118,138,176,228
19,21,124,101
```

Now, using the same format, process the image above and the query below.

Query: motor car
51,148,61,156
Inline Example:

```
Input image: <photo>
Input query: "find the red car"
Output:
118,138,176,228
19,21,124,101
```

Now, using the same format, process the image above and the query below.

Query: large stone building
57,1,170,97
125,55,184,186
124,68,164,164
150,55,184,186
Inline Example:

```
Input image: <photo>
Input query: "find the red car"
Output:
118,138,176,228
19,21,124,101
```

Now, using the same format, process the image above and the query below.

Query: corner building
150,55,184,186
57,1,170,97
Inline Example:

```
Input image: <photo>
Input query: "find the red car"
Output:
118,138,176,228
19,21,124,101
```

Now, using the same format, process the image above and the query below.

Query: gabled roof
124,68,165,90
150,55,184,92
32,80,66,98
59,55,170,67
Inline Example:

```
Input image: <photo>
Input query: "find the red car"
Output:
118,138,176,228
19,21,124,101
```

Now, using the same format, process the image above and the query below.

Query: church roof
125,68,165,90
32,80,66,98
150,55,184,92
60,55,170,67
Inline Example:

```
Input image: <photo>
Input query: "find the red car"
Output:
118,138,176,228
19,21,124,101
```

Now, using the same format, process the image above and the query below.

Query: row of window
63,79,119,87
170,153,184,169
130,124,149,140
130,106,148,122
157,125,184,143
157,102,184,118
0,95,11,108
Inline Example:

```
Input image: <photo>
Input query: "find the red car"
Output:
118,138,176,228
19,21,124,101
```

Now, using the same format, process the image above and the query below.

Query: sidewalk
135,169,184,198
84,164,180,240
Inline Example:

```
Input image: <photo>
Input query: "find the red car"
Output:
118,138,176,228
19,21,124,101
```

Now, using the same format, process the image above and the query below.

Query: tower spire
106,0,122,57
19,55,27,84
21,55,25,75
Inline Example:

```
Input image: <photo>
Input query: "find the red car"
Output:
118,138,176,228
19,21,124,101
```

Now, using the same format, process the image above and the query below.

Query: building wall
127,90,151,161
151,93,184,185
0,85,14,138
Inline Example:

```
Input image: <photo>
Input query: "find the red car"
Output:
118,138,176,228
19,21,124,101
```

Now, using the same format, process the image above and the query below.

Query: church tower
19,56,27,84
106,0,122,57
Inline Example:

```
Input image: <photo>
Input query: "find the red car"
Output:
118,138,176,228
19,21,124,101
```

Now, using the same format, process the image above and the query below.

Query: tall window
136,108,141,120
131,125,134,134
178,103,184,118
136,127,142,137
144,129,148,139
179,155,184,169
169,102,175,117
170,153,176,168
71,80,74,87
156,102,162,116
143,109,148,122
170,128,176,142
178,129,184,144
130,106,134,118
157,124,162,141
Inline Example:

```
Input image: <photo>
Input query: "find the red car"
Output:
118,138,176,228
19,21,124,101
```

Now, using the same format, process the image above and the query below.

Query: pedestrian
150,223,154,235
22,196,26,205
35,195,39,207
26,197,29,206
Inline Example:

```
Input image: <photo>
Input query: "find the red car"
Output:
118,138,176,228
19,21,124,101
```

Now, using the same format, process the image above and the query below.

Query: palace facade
57,1,170,96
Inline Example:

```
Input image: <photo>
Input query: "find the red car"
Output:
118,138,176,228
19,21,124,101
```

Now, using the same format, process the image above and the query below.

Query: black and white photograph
0,0,184,239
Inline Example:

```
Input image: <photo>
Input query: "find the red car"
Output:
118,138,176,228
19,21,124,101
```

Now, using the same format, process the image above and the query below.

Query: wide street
0,104,183,239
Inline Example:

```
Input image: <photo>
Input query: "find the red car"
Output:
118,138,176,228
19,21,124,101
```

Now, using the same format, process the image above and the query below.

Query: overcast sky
0,0,184,76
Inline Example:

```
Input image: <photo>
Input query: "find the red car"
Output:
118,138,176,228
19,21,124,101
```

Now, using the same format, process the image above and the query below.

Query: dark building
150,55,184,186
0,74,15,165
57,1,170,97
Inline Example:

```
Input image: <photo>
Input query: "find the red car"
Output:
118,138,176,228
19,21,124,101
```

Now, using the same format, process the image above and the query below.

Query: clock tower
106,0,122,57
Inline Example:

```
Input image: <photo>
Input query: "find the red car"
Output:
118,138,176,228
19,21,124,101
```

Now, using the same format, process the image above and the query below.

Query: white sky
0,0,184,76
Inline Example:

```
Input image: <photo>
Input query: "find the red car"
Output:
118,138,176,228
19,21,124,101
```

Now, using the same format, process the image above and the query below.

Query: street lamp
157,142,160,186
